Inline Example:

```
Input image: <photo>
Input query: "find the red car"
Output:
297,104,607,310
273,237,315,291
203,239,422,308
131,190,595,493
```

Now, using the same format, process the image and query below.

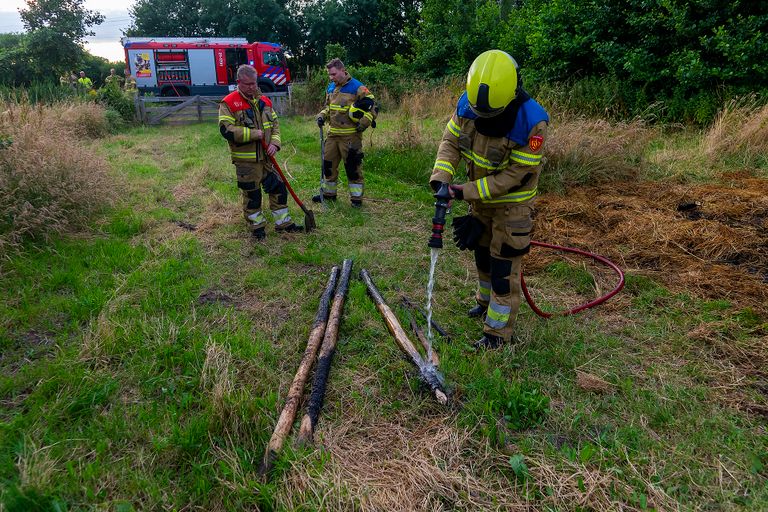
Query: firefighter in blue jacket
429,50,550,349
314,58,377,207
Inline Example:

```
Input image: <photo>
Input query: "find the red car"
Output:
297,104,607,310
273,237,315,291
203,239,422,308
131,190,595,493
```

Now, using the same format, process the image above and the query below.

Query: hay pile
532,177,768,316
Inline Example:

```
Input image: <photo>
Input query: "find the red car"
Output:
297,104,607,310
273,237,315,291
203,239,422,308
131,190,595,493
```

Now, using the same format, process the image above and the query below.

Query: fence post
197,96,202,122
134,94,141,123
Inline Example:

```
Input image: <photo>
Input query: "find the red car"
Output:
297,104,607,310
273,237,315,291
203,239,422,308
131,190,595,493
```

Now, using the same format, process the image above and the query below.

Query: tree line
1,0,766,122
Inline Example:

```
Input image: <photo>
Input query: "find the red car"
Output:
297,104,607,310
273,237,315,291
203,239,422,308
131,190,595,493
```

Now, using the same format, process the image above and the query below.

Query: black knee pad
474,245,491,274
262,173,288,204
237,180,257,191
345,149,363,181
490,257,513,295
246,188,262,209
500,241,530,257
323,160,333,178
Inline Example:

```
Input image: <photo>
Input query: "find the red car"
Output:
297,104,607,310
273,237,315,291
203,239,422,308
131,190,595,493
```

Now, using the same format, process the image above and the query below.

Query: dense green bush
290,67,329,115
97,84,135,125
408,0,768,124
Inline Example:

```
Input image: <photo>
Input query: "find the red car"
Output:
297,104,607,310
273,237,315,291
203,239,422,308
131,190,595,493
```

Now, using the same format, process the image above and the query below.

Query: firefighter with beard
313,58,377,207
219,65,303,240
429,50,550,349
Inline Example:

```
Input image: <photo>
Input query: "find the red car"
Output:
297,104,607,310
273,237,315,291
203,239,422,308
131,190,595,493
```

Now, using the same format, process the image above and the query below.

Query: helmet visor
469,83,507,118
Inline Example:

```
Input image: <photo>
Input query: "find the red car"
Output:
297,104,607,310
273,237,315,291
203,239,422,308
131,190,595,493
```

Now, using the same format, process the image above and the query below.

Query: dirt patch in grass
196,288,299,331
236,293,298,330
0,330,56,374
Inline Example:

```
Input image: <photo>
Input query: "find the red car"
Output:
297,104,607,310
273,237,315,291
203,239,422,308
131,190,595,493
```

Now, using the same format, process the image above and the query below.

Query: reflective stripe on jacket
318,74,376,136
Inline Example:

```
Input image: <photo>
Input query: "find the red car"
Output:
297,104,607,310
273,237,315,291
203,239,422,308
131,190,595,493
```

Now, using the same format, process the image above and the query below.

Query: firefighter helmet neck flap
466,50,519,118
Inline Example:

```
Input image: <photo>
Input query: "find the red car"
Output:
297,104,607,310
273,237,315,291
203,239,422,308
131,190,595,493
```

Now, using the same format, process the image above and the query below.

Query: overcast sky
0,0,135,62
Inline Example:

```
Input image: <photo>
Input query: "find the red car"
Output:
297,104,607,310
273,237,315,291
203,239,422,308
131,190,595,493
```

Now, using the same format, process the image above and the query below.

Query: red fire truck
120,37,291,96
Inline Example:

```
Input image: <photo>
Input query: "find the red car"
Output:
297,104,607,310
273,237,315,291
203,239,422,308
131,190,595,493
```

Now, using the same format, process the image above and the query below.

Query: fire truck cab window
263,52,282,67
225,49,248,83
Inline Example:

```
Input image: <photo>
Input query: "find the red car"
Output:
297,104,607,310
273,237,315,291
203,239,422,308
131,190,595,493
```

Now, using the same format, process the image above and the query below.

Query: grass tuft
541,117,656,193
704,95,768,169
0,99,115,252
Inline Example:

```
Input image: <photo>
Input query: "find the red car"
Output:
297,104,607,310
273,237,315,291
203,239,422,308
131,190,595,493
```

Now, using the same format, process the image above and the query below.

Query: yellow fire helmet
466,50,519,117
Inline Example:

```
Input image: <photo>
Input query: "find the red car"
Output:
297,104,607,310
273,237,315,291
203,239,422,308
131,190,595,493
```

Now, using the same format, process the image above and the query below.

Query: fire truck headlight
249,60,254,65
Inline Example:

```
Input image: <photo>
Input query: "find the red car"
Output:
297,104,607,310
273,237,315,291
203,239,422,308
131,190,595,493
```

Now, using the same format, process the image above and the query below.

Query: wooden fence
134,92,291,125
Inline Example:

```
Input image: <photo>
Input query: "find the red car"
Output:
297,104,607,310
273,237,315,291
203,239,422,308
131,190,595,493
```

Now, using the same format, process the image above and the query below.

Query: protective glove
452,214,484,251
316,116,325,127
449,184,464,200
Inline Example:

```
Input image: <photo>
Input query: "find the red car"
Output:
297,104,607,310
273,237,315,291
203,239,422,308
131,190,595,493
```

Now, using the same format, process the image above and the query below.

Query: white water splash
425,247,439,364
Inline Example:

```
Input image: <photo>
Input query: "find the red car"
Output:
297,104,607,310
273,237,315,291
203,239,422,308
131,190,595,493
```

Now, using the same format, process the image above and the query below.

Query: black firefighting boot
252,227,266,241
312,194,337,203
351,199,363,208
473,333,504,350
468,304,487,318
276,223,304,233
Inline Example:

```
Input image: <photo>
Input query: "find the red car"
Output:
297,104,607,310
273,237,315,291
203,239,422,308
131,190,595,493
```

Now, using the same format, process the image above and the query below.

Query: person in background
123,68,137,92
218,65,304,240
314,58,377,208
104,68,124,88
77,70,93,91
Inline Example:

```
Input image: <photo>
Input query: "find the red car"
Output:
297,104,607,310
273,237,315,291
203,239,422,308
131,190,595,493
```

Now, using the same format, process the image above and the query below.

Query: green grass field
1,114,766,511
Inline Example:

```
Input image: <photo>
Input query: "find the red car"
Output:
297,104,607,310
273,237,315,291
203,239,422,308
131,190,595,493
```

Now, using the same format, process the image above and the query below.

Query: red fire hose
522,241,625,318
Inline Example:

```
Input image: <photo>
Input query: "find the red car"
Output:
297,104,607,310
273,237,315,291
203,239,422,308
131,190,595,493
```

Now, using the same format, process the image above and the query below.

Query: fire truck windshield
263,51,284,67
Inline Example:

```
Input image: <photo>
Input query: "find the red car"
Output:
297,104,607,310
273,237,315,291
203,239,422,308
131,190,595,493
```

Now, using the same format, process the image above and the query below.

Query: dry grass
395,79,463,120
542,117,657,192
271,414,676,511
16,437,59,490
534,178,768,315
202,340,235,411
0,100,114,252
704,95,768,165
575,371,614,394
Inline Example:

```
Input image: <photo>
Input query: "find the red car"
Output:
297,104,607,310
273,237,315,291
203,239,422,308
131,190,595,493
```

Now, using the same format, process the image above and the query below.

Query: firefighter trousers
471,204,533,341
321,133,364,203
235,162,294,231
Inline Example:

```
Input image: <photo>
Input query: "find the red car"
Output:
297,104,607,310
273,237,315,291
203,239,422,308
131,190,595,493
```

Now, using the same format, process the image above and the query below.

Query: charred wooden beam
296,258,354,445
402,299,440,366
401,295,450,342
361,269,448,404
259,265,340,476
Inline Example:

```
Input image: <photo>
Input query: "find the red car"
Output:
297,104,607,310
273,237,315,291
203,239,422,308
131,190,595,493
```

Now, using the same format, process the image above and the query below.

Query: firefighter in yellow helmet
429,50,550,349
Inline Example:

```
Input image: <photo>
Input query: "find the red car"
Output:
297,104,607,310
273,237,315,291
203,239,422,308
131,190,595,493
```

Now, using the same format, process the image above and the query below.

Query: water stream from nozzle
422,182,451,376
425,247,439,363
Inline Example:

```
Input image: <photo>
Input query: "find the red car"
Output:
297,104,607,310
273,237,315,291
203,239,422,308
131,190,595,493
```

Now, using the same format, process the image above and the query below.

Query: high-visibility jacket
318,74,376,136
124,75,137,92
430,92,549,209
218,89,281,164
77,77,93,90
